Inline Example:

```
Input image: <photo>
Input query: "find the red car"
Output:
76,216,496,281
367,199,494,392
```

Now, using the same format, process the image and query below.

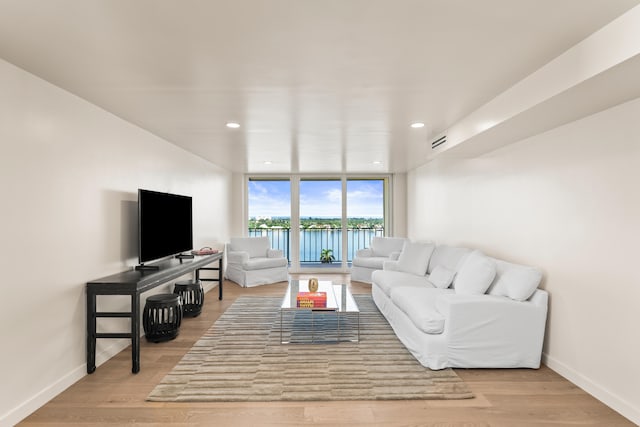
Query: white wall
230,172,247,237
391,172,407,237
0,58,233,425
407,97,640,424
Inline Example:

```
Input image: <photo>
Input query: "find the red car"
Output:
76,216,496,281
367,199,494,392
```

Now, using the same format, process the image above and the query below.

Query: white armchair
225,236,289,287
351,236,408,283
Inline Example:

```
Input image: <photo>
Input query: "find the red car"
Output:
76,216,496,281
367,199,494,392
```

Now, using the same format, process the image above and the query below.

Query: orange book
296,292,327,308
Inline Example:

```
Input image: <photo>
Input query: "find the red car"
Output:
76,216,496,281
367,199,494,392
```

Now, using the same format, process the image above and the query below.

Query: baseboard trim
1,339,130,426
543,353,640,425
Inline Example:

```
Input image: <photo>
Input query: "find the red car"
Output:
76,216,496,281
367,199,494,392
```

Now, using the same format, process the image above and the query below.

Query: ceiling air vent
431,135,446,149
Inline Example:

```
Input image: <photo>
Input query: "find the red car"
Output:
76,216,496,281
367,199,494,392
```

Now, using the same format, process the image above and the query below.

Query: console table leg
218,259,223,300
86,291,97,374
131,293,140,373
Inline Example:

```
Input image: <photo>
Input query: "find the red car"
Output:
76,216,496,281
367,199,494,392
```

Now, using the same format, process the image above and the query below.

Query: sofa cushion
390,287,453,334
242,256,288,271
427,245,472,274
230,237,269,258
428,265,456,289
487,259,542,301
396,241,435,276
370,237,407,257
372,270,433,297
454,250,496,295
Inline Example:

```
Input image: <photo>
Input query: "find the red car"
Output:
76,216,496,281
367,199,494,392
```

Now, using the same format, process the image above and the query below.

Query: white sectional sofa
351,237,408,283
371,242,548,370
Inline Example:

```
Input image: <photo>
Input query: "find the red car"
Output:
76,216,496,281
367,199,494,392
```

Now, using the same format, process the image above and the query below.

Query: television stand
86,252,223,374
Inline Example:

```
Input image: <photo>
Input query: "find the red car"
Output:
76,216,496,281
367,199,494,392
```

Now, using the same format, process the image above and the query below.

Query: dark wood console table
86,252,223,374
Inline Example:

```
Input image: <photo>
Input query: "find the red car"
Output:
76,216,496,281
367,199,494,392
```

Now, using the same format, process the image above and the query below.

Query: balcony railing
248,227,384,263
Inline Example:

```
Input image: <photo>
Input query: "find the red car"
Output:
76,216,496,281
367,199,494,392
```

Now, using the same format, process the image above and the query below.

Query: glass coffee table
280,279,360,344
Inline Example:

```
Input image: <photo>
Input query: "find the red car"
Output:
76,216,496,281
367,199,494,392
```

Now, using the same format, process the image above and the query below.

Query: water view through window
248,178,385,267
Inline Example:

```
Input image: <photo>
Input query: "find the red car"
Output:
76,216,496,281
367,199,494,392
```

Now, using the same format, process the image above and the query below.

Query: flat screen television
138,189,193,265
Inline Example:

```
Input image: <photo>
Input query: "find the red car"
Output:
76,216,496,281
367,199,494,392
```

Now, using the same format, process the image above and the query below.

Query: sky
248,179,384,218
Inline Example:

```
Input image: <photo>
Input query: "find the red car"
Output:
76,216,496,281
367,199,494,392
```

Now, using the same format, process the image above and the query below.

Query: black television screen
138,189,193,264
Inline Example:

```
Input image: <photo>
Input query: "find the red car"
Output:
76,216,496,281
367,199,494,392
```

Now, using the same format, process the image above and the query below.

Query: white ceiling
0,0,638,174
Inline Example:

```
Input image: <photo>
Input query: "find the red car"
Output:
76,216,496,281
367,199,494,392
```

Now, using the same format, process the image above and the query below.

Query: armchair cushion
242,257,288,271
370,237,407,257
227,251,249,264
355,248,373,257
267,248,284,258
353,256,389,269
230,237,269,258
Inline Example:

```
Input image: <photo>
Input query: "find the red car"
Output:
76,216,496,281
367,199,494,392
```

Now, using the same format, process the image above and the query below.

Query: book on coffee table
296,292,327,308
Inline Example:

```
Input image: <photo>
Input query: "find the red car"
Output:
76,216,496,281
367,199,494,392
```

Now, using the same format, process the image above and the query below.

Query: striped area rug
147,295,473,401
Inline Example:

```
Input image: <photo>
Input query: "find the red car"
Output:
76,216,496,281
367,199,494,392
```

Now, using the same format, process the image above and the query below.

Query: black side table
143,294,183,343
173,279,204,317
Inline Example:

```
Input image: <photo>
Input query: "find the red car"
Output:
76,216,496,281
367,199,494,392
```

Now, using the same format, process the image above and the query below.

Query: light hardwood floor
20,274,633,426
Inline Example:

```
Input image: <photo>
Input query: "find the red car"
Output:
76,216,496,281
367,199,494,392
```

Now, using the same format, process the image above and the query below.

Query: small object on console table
191,247,219,255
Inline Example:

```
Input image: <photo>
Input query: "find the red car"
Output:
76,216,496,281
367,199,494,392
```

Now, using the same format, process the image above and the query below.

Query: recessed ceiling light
372,161,382,165
410,122,425,128
263,161,273,165
226,122,240,128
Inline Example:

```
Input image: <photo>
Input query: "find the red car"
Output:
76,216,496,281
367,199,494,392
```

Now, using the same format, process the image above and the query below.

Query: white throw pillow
488,259,542,301
396,241,435,276
454,250,496,295
428,245,471,274
428,265,456,289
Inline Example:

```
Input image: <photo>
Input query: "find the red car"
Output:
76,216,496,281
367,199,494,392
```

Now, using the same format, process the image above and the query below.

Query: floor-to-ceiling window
247,175,389,272
247,179,291,259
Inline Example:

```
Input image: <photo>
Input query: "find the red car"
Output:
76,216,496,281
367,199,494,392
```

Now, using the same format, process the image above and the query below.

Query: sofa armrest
389,250,401,261
227,251,249,264
436,293,548,368
355,248,373,257
267,248,284,258
382,260,400,271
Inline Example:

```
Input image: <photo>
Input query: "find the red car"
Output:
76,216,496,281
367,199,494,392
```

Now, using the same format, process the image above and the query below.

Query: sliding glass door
299,178,343,270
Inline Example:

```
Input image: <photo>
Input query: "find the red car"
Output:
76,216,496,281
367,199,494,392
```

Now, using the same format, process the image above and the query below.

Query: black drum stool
173,279,204,317
143,294,183,343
